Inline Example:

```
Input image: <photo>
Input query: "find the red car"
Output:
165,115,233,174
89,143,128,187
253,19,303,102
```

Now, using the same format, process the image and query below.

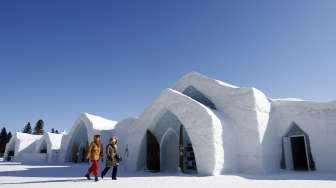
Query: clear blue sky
1,0,335,133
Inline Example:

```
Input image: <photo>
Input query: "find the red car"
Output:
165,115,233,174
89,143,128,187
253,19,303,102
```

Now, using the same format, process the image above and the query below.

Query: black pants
101,166,118,179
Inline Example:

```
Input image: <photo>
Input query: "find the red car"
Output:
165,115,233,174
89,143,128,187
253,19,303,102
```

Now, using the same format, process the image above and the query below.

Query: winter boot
95,176,99,182
85,173,91,180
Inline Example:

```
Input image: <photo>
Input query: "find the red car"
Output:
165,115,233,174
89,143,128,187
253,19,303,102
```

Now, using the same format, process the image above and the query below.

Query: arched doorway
160,129,179,172
145,111,198,174
66,123,89,163
6,140,15,161
146,130,160,172
71,143,79,163
281,122,315,171
7,150,14,161
78,142,88,163
39,141,47,153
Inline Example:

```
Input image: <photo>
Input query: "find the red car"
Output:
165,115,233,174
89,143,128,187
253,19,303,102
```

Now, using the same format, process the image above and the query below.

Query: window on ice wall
182,86,217,110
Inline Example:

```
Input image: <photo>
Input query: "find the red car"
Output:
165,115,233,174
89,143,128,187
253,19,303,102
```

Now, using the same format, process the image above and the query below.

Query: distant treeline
22,119,60,135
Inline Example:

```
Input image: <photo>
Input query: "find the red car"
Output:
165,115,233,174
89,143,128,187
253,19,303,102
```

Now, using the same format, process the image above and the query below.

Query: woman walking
85,135,103,182
101,136,120,180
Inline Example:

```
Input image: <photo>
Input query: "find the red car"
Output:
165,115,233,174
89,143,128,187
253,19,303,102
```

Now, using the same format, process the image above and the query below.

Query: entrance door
146,130,160,172
290,136,309,170
71,143,79,163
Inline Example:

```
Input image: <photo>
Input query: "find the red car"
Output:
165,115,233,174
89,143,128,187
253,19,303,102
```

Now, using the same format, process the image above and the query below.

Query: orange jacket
87,141,102,161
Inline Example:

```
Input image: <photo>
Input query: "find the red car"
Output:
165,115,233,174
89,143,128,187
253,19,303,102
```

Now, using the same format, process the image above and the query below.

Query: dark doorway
290,136,309,171
71,143,78,163
7,150,14,161
146,130,160,172
179,125,184,172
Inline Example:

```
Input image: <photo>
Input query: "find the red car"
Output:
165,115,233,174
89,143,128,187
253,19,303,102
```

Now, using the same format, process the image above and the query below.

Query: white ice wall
126,88,224,175
173,72,271,173
263,100,336,172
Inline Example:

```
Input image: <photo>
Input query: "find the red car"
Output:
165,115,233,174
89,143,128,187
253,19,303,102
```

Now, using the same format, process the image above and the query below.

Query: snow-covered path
1,162,336,188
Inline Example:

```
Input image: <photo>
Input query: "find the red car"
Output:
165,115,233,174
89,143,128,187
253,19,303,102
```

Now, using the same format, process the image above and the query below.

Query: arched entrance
130,89,224,175
160,129,179,172
39,141,47,153
7,150,14,161
146,111,197,174
78,142,88,163
66,123,89,163
6,140,15,161
281,122,315,171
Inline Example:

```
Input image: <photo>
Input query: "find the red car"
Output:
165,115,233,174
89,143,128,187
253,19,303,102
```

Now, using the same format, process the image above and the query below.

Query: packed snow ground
1,162,336,188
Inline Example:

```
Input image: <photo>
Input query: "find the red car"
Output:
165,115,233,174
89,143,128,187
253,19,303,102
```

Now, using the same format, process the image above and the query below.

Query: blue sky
1,0,335,133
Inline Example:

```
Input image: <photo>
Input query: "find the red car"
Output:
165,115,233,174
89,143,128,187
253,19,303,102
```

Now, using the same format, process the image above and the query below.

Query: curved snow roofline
173,71,270,113
177,71,239,89
15,132,43,140
81,112,117,130
67,112,117,140
59,113,117,162
178,71,336,104
127,88,224,175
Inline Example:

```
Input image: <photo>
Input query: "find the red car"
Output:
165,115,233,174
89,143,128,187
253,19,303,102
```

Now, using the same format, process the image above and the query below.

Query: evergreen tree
22,122,32,134
55,130,59,134
0,127,7,154
6,132,12,143
33,119,44,135
51,128,55,133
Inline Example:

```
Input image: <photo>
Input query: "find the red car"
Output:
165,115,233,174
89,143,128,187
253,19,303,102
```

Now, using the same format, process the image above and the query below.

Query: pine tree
0,127,7,154
22,122,32,134
6,132,12,143
33,119,44,135
51,128,55,133
55,130,59,134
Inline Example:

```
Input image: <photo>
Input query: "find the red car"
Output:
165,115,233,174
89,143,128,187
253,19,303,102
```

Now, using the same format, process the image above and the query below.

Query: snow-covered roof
82,113,117,130
5,132,43,155
176,72,336,106
45,132,64,150
175,71,239,89
15,132,43,141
